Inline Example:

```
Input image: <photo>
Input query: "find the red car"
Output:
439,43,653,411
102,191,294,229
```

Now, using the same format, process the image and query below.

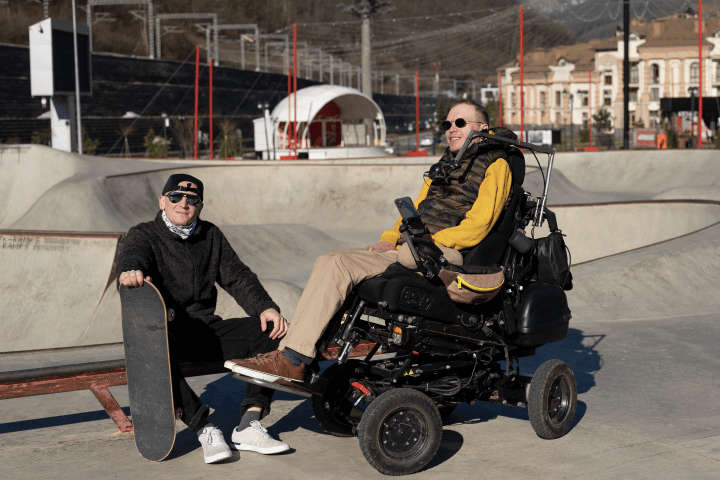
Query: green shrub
218,131,243,158
716,129,720,149
31,129,51,145
578,129,589,144
143,128,166,158
82,128,100,155
666,129,678,149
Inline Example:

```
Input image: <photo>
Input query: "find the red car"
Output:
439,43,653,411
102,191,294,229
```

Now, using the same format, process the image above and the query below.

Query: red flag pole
519,4,524,142
293,23,298,158
415,70,420,151
588,70,593,147
287,68,291,152
698,0,703,149
498,70,503,127
194,45,199,159
209,59,213,159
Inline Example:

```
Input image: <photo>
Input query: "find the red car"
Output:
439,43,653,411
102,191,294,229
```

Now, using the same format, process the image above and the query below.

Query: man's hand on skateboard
120,270,152,287
260,309,288,340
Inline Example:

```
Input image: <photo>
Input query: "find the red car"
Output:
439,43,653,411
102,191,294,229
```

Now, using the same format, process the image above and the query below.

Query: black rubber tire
528,359,577,439
357,389,443,476
311,361,360,437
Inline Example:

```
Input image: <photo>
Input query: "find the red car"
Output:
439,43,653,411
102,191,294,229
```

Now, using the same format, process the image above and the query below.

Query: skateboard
120,281,175,462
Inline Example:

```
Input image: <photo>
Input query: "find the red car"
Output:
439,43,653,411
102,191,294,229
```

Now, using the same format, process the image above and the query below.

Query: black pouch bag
534,209,573,290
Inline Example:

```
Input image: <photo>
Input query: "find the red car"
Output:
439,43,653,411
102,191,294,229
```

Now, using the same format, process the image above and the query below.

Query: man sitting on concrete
225,100,515,385
118,173,290,464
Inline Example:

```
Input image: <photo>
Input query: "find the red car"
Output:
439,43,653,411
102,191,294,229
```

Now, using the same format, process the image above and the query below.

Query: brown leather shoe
225,350,305,383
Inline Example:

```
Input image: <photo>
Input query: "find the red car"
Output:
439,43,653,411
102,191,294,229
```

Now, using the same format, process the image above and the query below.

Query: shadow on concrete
425,429,464,470
0,407,132,434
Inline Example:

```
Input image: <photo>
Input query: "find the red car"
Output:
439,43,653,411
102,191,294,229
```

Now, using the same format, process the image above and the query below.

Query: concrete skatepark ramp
2,145,720,351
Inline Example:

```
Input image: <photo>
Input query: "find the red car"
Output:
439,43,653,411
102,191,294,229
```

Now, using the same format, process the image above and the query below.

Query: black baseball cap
162,174,204,201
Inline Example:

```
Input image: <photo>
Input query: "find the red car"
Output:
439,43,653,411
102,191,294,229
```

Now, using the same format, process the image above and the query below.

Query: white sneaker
198,425,233,464
232,420,290,454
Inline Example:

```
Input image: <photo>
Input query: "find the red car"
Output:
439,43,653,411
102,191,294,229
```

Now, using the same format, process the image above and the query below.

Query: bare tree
119,125,136,158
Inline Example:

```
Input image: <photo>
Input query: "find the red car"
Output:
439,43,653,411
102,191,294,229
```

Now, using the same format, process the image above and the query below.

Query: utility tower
338,0,395,98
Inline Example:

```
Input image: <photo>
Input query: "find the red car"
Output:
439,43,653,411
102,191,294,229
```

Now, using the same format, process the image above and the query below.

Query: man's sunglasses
441,118,482,131
166,192,201,206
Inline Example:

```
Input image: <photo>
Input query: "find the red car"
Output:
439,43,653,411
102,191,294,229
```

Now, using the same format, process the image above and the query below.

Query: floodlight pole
72,0,83,154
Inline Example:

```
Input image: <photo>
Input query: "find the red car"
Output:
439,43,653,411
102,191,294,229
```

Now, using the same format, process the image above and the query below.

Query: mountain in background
526,0,720,39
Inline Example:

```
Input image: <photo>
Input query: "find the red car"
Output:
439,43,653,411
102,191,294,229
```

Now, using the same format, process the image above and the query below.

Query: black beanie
162,174,204,201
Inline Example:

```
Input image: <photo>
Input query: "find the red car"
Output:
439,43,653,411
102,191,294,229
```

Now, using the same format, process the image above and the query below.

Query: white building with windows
501,11,720,134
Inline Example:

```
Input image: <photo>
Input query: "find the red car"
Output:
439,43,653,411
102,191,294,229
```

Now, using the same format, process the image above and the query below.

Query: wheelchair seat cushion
356,263,466,322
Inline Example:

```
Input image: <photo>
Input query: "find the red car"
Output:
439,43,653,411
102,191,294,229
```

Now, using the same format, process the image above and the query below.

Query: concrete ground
2,145,720,478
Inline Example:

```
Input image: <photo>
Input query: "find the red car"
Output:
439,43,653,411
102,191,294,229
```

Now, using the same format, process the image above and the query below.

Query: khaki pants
279,246,462,358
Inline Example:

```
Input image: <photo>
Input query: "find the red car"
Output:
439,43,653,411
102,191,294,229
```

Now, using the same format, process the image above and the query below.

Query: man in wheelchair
226,100,518,379
226,100,576,475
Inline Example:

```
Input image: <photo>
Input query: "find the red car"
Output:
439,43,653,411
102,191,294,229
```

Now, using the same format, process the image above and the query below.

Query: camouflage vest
416,136,513,237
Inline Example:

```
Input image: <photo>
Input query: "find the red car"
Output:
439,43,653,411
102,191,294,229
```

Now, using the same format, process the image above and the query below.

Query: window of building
556,111,562,124
690,62,699,83
651,64,660,84
540,91,546,109
604,71,612,85
556,90,562,107
582,112,589,130
630,63,639,84
716,61,720,82
604,90,612,106
511,92,516,108
629,89,638,102
650,87,660,101
578,90,589,107
649,111,660,129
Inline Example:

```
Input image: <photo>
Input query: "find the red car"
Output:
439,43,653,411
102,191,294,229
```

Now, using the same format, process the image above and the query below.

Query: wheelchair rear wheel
358,388,442,476
528,359,577,439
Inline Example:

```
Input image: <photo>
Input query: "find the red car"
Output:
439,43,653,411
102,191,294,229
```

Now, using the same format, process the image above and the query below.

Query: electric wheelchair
235,131,576,476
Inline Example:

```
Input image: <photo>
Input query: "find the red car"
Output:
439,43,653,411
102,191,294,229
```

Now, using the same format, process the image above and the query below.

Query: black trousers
167,316,279,432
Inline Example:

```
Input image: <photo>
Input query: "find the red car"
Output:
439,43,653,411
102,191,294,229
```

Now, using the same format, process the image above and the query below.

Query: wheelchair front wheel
528,359,577,439
358,388,442,476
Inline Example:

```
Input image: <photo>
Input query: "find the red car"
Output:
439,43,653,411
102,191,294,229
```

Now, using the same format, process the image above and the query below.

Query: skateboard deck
120,281,175,462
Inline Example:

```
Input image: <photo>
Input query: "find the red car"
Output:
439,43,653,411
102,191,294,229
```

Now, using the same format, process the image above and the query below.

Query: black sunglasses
441,118,482,131
166,192,201,206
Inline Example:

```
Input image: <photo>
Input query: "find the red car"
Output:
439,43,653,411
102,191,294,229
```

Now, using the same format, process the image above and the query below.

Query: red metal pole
194,45,199,159
519,4,524,142
588,70,593,147
209,59,213,159
698,0,703,149
287,68,291,151
416,70,420,151
498,71,503,127
293,23,298,157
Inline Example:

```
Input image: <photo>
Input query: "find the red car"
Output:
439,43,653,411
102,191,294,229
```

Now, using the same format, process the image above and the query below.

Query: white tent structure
253,85,387,159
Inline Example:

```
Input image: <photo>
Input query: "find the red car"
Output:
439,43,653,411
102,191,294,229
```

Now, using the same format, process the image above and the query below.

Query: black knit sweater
117,212,279,324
